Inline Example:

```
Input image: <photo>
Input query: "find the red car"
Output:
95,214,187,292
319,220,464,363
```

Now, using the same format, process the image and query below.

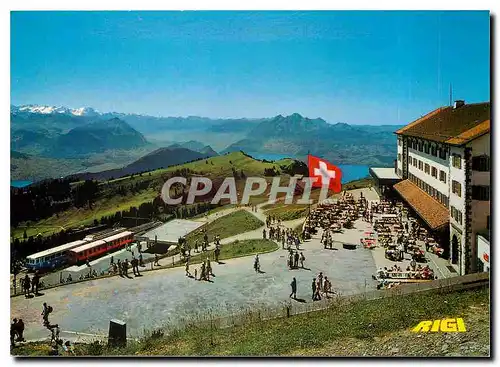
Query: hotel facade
371,100,490,275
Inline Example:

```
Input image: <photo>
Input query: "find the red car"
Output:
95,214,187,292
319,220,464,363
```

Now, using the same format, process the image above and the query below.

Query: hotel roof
393,180,449,230
395,102,490,146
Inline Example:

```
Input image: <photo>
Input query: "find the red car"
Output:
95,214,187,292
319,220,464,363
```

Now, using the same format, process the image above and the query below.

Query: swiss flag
308,154,342,193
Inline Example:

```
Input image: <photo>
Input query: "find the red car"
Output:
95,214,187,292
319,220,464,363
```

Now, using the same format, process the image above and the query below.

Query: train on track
25,229,135,272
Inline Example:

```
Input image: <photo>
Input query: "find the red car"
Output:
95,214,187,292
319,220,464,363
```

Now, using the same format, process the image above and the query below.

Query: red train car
68,231,134,264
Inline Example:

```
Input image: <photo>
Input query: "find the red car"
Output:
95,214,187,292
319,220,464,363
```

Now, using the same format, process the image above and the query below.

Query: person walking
200,262,206,281
300,252,305,268
313,281,322,301
207,258,213,277
318,272,324,291
289,277,297,299
10,319,17,348
262,228,267,240
311,278,316,300
323,277,331,297
23,274,31,298
31,272,40,295
131,257,138,276
214,246,220,263
154,254,160,266
254,254,260,273
15,319,25,342
41,302,51,326
123,259,129,277
294,251,299,269
185,260,191,277
135,257,141,276
117,259,123,276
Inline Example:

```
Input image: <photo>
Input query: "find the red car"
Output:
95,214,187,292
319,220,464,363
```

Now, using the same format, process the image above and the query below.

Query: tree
23,230,27,240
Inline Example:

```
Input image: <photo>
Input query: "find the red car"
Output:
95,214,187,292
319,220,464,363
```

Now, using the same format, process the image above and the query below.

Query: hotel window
431,145,437,156
431,167,437,178
439,170,447,183
398,153,401,162
439,147,447,160
452,154,462,169
451,206,462,224
452,180,462,197
418,142,424,152
424,143,430,154
413,157,417,167
398,138,402,147
472,185,490,201
472,155,490,172
418,160,423,170
424,163,430,174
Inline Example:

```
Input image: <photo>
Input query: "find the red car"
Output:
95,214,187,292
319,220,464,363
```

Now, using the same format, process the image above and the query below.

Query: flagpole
307,150,311,216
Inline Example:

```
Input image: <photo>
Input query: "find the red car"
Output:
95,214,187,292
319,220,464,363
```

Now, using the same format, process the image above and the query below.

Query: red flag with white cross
308,154,342,193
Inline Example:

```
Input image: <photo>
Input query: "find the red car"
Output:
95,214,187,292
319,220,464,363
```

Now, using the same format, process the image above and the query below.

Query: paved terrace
11,201,379,342
11,187,454,343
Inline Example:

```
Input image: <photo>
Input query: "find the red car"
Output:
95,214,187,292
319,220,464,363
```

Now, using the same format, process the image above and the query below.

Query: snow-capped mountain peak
12,104,100,117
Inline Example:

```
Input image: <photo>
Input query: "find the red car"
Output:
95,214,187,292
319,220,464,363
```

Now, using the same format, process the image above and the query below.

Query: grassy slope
12,152,291,239
111,287,490,356
186,209,264,244
188,239,278,264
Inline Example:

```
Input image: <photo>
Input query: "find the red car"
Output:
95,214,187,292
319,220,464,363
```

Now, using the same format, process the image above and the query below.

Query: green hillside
11,152,303,240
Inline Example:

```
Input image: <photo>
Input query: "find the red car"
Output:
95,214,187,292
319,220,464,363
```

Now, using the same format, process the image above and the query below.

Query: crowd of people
304,191,370,235
263,216,302,250
311,272,334,300
288,272,335,301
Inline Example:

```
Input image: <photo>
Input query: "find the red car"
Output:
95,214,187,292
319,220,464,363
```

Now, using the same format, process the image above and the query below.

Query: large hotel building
370,100,490,275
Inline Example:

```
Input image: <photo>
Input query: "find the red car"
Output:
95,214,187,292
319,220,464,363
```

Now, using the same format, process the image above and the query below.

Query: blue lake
11,180,33,188
246,152,371,183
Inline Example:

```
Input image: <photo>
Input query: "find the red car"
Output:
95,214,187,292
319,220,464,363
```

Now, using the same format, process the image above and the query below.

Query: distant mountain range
11,104,100,117
224,113,401,166
11,104,402,181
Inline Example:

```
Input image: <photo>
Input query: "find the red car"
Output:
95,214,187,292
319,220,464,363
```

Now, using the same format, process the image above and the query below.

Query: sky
11,11,490,124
